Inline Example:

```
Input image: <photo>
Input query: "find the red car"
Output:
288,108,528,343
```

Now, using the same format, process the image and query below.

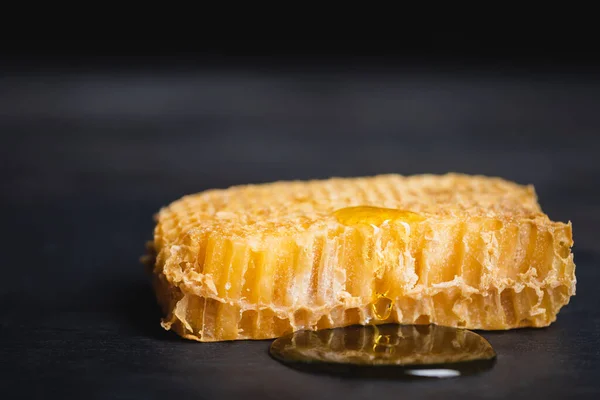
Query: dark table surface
1,65,599,399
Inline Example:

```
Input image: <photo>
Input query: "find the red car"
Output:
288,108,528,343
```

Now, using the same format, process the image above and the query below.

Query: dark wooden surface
1,66,599,399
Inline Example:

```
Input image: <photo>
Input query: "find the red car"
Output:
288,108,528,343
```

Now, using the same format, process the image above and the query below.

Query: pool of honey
269,324,496,379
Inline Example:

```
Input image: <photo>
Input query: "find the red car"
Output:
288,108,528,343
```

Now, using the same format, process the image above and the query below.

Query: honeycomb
145,174,576,342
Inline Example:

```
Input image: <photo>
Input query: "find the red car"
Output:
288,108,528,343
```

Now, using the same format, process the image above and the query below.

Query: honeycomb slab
145,174,576,342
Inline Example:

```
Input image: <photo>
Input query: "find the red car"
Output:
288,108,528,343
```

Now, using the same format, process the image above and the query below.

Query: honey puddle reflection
269,324,496,379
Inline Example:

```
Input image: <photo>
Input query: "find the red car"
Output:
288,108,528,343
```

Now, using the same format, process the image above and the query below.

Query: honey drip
333,206,424,227
372,295,393,321
269,324,496,379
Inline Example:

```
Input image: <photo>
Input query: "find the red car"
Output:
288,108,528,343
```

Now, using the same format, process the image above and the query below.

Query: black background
1,40,599,399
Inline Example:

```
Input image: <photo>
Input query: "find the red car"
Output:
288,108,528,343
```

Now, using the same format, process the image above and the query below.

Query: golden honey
333,206,425,226
372,294,393,321
269,324,497,378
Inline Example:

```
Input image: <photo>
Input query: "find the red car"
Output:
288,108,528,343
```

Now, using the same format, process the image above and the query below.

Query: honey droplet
372,295,393,320
269,324,496,379
333,206,424,227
